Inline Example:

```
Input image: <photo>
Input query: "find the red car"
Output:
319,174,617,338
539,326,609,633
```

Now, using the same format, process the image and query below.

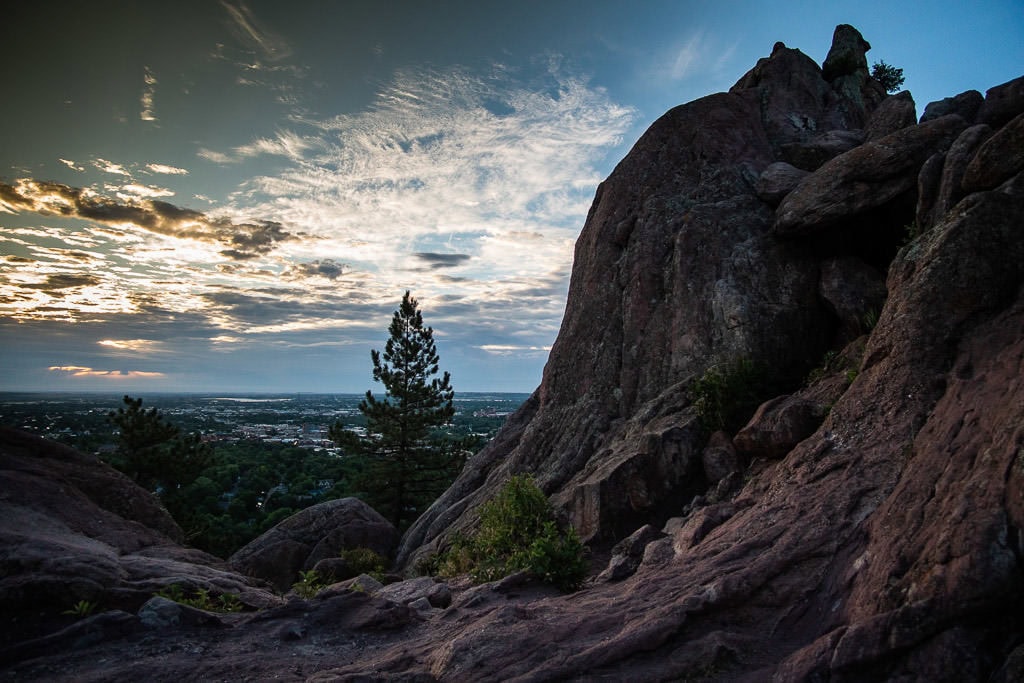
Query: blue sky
1,1,1021,393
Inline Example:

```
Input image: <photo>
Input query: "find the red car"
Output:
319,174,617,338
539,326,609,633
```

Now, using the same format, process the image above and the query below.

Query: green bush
156,584,243,612
292,569,328,598
340,547,387,579
436,475,587,592
691,359,766,435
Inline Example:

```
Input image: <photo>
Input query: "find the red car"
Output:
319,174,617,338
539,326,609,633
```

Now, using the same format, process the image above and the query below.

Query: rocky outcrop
920,89,983,123
0,426,280,652
400,28,888,569
229,497,398,592
774,113,968,237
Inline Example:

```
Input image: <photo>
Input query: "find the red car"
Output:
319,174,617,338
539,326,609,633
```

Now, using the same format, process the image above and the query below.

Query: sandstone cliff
3,26,1023,681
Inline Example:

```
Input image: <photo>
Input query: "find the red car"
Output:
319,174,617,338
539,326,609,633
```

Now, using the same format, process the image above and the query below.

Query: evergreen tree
107,395,211,496
871,60,905,93
330,291,460,529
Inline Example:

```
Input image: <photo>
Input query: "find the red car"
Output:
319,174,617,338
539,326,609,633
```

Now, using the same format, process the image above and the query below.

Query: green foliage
331,291,462,530
340,547,387,577
62,599,97,618
435,475,588,592
156,584,243,612
691,359,766,434
106,395,211,496
871,60,905,93
861,308,880,333
292,569,329,598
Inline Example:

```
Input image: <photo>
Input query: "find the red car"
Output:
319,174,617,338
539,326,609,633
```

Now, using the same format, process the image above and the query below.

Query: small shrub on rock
156,584,243,612
691,359,767,435
340,547,387,578
292,569,329,598
436,475,588,592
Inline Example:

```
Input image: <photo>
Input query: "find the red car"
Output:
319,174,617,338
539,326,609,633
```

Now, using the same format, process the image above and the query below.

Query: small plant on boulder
691,359,767,435
436,475,588,592
340,547,387,578
871,60,905,93
156,584,243,612
62,599,97,618
292,569,329,598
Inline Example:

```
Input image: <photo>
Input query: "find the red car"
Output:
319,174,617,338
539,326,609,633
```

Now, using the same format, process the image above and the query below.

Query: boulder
865,90,917,140
780,129,865,171
596,523,666,582
230,498,398,592
755,161,809,205
700,430,740,484
774,114,969,237
977,74,1024,127
961,112,1024,192
377,576,452,609
733,394,829,459
917,123,994,230
920,89,983,124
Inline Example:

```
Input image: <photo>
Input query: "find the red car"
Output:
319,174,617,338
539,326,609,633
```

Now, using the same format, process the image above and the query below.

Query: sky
1,1,1021,394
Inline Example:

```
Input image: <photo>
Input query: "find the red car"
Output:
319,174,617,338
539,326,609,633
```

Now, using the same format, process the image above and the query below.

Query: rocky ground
3,25,1024,681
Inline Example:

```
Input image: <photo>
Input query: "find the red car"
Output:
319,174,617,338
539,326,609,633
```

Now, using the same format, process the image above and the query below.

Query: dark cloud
284,259,348,280
0,179,296,260
413,252,471,269
23,273,102,291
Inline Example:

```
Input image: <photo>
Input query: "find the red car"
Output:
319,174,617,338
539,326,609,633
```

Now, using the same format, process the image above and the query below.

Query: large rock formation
4,27,1024,682
397,24,896,569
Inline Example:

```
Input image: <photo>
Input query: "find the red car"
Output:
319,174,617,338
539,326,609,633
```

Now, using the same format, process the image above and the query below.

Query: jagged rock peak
822,23,871,81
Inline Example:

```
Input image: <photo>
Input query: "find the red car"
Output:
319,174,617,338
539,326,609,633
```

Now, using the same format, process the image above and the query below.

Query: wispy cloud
647,30,740,84
140,66,158,122
146,163,189,175
93,158,130,176
49,365,166,379
97,338,163,352
220,0,292,62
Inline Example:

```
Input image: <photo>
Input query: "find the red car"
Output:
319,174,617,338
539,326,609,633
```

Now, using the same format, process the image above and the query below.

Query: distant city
0,392,531,455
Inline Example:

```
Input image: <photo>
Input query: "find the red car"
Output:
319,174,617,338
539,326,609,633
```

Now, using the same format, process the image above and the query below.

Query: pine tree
871,60,905,94
330,291,460,529
107,395,211,495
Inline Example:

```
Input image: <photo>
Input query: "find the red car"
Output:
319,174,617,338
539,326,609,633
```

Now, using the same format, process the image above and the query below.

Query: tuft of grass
156,584,243,612
292,569,328,599
62,600,97,618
